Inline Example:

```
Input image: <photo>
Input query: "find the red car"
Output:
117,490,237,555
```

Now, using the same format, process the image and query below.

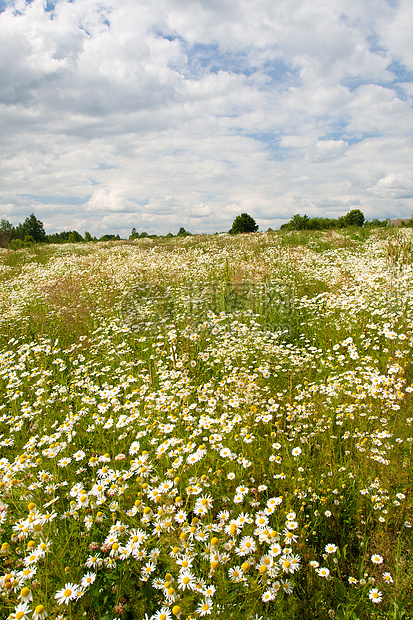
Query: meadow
0,227,412,620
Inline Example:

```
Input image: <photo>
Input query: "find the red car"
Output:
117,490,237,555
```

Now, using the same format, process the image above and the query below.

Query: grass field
0,227,412,620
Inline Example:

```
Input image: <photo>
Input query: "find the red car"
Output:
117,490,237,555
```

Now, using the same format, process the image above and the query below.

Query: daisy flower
325,543,337,554
382,572,393,584
177,571,196,591
203,584,216,597
228,566,245,583
54,583,79,605
269,543,282,557
152,607,172,620
371,554,383,564
19,587,32,603
237,536,256,556
32,605,47,620
80,572,96,588
196,599,213,616
369,588,382,603
317,567,330,578
12,602,31,620
281,580,293,594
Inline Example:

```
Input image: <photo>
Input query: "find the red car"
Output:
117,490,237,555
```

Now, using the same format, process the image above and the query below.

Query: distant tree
14,222,26,240
0,218,13,246
68,231,84,243
165,232,174,238
84,231,92,242
229,213,258,234
129,227,138,240
22,213,46,242
365,218,388,228
0,218,14,235
139,231,149,238
289,214,311,231
100,234,116,241
0,231,9,247
343,209,365,227
307,217,338,230
177,227,191,237
48,231,70,243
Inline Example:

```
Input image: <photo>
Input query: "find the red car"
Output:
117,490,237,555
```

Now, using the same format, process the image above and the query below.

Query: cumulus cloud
0,0,412,236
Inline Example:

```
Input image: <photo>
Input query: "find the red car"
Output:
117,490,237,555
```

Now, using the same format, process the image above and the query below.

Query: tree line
0,210,408,249
0,214,121,248
0,216,195,248
280,209,391,231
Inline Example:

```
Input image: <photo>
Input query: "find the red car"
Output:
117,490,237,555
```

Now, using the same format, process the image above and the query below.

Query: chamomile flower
12,602,31,620
19,588,32,603
177,571,196,591
317,567,330,578
262,590,275,602
369,588,382,603
80,572,96,588
54,583,79,605
152,607,172,620
32,605,47,620
196,599,213,616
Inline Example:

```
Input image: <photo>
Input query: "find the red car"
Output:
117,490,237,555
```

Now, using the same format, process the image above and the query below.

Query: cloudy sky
0,0,412,236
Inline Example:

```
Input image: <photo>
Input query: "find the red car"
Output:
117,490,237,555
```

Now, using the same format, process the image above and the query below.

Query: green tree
22,213,46,242
229,213,258,234
365,218,388,228
343,209,365,227
68,231,84,243
84,231,92,242
0,219,14,246
289,214,311,230
129,227,138,240
177,227,191,237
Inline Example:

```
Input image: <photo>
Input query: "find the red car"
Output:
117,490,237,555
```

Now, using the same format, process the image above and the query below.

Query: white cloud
0,0,412,236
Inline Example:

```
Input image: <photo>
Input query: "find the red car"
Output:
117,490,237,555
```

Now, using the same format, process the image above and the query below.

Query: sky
0,0,412,237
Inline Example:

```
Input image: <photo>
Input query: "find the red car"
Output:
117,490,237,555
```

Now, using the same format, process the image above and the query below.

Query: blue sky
0,0,412,236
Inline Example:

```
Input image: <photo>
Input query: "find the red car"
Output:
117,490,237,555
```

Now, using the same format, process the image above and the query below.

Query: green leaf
334,577,347,601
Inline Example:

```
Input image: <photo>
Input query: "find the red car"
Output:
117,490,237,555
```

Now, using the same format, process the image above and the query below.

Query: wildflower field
0,228,412,620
